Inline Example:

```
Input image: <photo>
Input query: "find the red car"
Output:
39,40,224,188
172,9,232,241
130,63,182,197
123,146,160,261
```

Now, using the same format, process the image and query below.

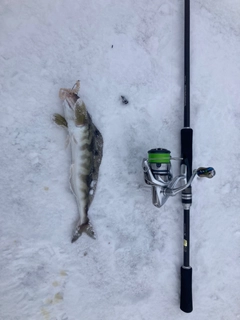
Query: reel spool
147,148,172,183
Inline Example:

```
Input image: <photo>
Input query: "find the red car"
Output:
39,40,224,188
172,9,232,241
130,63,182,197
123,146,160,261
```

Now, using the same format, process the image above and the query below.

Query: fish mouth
65,94,79,110
59,88,79,107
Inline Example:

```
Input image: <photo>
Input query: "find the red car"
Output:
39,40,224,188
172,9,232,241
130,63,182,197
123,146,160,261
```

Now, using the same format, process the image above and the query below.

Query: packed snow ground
1,0,240,319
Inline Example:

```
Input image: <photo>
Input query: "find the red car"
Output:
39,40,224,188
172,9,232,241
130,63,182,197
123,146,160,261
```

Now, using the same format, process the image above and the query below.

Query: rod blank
184,0,190,127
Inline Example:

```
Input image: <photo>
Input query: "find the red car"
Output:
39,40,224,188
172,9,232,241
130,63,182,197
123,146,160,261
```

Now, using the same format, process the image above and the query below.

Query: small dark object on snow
111,45,113,48
121,96,128,105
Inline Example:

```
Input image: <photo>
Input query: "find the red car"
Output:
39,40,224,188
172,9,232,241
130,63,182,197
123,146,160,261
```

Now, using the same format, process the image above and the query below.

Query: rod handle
180,266,193,313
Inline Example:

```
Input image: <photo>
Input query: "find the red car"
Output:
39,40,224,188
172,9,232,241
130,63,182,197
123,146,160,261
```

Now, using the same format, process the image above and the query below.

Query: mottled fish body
53,81,103,242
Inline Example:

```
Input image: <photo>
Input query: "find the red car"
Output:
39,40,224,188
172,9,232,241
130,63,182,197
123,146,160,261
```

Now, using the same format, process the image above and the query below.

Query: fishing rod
142,0,215,313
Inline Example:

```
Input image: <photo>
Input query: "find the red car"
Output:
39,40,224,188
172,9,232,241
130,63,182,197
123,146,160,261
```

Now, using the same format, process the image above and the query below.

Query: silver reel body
142,148,215,208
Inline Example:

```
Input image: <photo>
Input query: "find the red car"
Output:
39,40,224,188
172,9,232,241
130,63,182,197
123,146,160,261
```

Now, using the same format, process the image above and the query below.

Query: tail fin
71,221,95,243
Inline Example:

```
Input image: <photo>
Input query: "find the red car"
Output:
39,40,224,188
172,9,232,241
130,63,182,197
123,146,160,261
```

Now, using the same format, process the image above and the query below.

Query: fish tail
71,221,95,243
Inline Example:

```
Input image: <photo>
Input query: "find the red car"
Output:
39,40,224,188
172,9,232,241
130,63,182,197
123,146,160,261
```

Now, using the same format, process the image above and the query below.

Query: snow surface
1,0,240,319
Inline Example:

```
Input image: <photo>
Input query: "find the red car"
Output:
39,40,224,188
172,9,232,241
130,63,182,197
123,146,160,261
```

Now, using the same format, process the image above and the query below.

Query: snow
1,0,240,319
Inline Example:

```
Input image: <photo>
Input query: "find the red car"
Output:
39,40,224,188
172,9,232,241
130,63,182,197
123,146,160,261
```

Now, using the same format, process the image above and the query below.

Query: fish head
60,89,88,127
61,91,79,122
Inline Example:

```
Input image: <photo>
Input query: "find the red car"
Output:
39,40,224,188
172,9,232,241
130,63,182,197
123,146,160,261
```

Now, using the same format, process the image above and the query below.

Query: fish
53,81,103,242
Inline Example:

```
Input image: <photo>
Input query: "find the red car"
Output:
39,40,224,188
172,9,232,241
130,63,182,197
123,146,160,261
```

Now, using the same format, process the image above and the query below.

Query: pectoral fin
53,113,68,128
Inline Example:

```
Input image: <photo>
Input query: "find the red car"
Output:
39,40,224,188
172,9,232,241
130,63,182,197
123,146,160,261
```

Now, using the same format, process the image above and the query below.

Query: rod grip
180,266,193,313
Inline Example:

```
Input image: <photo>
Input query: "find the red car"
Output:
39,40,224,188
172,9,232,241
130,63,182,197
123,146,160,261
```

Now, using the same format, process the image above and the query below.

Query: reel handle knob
197,167,216,178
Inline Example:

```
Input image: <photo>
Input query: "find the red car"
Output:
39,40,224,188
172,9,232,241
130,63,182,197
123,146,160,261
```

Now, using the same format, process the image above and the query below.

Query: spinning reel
142,148,215,208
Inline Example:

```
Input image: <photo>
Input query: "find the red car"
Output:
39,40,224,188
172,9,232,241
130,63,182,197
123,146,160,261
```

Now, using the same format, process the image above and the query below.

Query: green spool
148,148,171,164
